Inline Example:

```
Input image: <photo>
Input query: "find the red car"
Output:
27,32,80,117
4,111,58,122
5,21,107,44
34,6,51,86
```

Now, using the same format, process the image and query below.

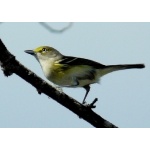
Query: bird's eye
42,48,47,52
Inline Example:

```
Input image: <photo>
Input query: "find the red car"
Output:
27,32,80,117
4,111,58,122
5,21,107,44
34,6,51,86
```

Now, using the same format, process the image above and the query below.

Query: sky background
0,22,149,128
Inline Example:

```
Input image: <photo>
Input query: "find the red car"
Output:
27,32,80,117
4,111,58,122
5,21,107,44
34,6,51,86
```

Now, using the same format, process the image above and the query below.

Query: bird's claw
82,98,98,109
54,86,63,93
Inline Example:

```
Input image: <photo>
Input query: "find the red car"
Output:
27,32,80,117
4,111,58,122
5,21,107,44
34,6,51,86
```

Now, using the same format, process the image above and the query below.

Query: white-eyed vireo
25,46,145,104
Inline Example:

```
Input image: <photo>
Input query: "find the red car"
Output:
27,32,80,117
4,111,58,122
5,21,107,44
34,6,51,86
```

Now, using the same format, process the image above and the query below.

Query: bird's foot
54,85,63,93
82,98,98,109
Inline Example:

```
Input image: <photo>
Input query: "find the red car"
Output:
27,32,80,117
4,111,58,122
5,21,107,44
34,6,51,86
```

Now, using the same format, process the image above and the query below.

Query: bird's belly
47,71,99,87
44,65,100,87
45,69,73,86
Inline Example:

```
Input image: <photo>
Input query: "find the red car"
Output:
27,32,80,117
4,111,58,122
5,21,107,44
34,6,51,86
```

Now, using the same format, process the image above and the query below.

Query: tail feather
99,64,145,77
107,64,145,69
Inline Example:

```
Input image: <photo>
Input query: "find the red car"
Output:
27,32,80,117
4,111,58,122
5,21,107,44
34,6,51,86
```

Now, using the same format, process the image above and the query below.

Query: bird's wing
58,56,106,69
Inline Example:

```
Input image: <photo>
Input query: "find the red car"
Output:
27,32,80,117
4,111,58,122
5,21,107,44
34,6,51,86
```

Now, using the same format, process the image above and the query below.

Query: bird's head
25,46,62,61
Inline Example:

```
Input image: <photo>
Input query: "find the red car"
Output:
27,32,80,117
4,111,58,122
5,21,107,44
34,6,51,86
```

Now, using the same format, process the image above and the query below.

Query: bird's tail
98,64,145,77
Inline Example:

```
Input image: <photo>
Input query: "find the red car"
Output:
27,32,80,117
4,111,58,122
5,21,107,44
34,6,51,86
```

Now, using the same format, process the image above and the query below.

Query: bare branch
0,39,118,128
39,22,73,33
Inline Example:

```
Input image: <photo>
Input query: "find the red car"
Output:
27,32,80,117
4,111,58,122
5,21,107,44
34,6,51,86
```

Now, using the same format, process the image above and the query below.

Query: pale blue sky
0,22,149,127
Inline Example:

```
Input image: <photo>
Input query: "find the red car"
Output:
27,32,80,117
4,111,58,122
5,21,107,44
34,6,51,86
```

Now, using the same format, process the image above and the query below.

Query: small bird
25,46,145,104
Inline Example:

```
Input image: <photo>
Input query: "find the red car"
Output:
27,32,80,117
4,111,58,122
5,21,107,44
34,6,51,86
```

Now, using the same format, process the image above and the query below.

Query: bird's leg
82,85,90,104
82,85,98,109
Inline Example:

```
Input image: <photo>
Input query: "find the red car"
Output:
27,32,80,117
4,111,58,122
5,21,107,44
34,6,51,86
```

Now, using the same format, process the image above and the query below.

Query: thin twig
39,22,73,33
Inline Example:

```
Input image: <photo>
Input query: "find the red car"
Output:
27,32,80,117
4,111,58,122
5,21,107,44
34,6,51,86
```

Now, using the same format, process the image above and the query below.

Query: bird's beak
24,50,35,56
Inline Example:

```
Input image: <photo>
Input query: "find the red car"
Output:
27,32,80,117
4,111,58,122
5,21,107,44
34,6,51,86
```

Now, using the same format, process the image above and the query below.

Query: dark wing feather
59,56,106,69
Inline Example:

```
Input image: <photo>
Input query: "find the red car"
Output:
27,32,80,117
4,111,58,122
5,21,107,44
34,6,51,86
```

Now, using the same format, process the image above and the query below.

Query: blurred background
0,22,149,127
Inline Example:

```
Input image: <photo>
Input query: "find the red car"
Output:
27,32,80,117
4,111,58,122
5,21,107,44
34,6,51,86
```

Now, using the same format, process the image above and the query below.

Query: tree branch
0,39,118,128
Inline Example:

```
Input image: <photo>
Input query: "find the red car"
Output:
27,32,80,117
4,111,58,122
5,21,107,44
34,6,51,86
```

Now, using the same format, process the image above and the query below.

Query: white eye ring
42,48,47,52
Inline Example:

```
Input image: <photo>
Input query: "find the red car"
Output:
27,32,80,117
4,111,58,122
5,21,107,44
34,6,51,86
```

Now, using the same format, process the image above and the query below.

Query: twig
0,39,118,128
39,22,73,33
